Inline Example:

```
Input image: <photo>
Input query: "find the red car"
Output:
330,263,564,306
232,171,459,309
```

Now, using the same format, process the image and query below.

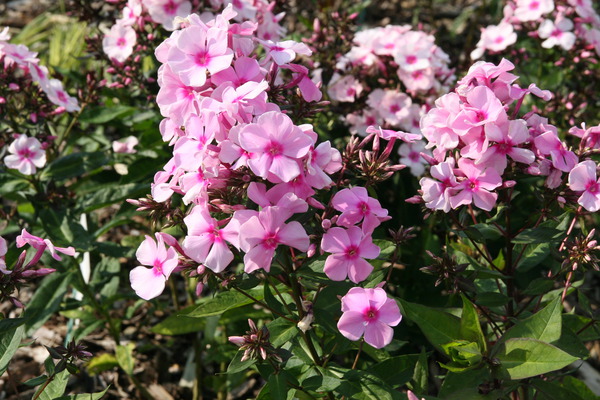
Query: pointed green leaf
186,287,264,318
460,294,486,352
495,338,578,380
501,297,562,344
33,370,70,400
0,325,25,376
115,343,135,376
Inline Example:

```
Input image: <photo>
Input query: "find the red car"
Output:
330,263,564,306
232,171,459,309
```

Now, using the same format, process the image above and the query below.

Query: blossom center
405,55,417,65
164,1,177,14
263,233,279,249
363,306,379,323
153,259,164,276
409,151,420,163
345,245,359,259
358,201,370,215
586,181,599,194
529,1,540,10
494,36,504,44
266,141,283,156
116,37,127,47
390,104,400,113
195,52,211,67
18,148,34,159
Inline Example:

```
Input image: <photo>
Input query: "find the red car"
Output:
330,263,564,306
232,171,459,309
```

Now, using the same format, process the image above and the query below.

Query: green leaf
440,341,482,372
33,370,70,400
86,353,119,375
500,297,562,344
54,387,110,400
334,368,399,400
495,338,578,380
0,318,25,334
81,183,148,212
367,354,421,388
226,349,256,374
398,299,461,356
516,243,551,271
186,287,264,318
523,278,555,296
512,227,565,244
302,367,343,391
43,152,108,181
475,292,510,308
151,305,205,335
116,343,135,376
438,368,493,400
460,295,486,352
79,105,135,124
412,349,428,394
0,325,24,376
24,375,49,387
89,257,121,300
268,318,298,348
24,272,73,335
268,371,295,400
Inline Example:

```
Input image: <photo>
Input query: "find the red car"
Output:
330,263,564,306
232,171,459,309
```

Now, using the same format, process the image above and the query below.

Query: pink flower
568,160,600,212
537,16,576,50
534,131,578,172
420,159,458,212
477,119,535,173
145,0,192,31
451,158,502,211
337,287,402,349
130,233,179,300
16,229,76,265
259,39,312,66
102,23,136,63
366,89,411,126
470,22,517,60
239,111,313,183
327,74,363,102
44,79,80,112
4,135,46,175
182,207,238,272
398,141,430,176
331,187,389,232
514,0,554,22
321,226,380,283
168,25,234,87
239,206,309,273
112,136,139,154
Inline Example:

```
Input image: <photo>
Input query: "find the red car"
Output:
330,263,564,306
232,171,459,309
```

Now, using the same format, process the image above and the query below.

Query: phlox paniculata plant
128,5,409,367
0,27,80,175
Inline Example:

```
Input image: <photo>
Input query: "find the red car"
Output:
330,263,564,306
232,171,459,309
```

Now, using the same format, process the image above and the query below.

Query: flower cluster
103,0,286,64
416,58,580,212
130,6,403,349
325,25,454,177
472,0,600,58
1,230,75,308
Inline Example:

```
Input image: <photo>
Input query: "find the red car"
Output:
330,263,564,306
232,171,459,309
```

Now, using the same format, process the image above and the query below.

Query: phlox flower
145,0,192,31
514,0,554,22
537,16,576,50
366,89,411,126
470,22,517,60
182,207,238,272
321,226,380,283
238,111,313,183
258,39,312,66
397,67,435,92
102,23,136,63
168,25,234,87
451,158,502,211
337,287,402,349
476,119,535,173
327,74,363,103
239,206,309,273
16,229,76,262
0,236,6,273
392,31,432,72
331,187,389,232
568,160,600,212
112,136,139,154
130,233,179,300
305,141,343,189
398,141,430,176
44,79,80,112
4,135,46,175
420,159,458,212
534,131,578,172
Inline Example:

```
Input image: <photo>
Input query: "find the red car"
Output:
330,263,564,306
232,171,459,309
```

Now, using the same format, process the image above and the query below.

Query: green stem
32,375,55,400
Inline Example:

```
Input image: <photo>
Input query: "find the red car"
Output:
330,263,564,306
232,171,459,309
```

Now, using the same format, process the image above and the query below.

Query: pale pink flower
4,135,46,175
470,22,517,60
321,226,380,283
238,111,313,182
112,136,139,153
119,0,143,26
337,287,402,349
331,187,389,232
420,159,458,212
145,0,192,31
182,207,238,272
16,229,76,262
102,23,136,63
397,67,435,92
514,0,554,22
130,233,179,300
476,119,535,172
538,16,576,50
568,160,600,212
534,131,578,172
44,79,80,112
168,25,234,87
392,31,432,72
398,141,430,176
366,89,411,126
327,74,363,102
450,158,502,211
258,39,312,65
239,206,309,273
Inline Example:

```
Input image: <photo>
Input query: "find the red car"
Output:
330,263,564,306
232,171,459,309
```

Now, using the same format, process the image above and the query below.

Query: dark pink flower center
195,52,211,67
18,148,34,159
358,201,370,215
529,1,540,10
497,142,511,154
266,141,283,156
468,179,479,191
494,36,504,44
550,29,563,38
164,1,177,14
475,110,488,122
345,245,359,259
390,104,400,113
405,55,417,65
153,259,164,276
409,151,420,162
363,306,379,322
346,87,356,96
116,37,127,47
586,181,599,194
263,233,279,249
57,91,68,103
